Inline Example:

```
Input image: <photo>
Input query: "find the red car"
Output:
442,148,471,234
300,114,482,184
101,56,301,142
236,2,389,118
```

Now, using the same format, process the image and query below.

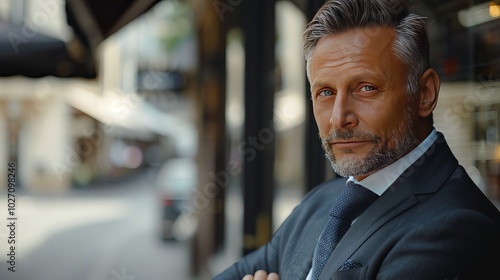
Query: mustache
322,129,380,143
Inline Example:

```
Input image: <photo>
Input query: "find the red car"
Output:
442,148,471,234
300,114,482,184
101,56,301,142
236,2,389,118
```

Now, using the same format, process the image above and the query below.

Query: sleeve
376,209,500,280
212,182,331,280
212,233,282,280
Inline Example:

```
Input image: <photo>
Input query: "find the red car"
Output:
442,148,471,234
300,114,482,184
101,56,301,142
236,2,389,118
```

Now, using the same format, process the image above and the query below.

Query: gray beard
321,108,418,177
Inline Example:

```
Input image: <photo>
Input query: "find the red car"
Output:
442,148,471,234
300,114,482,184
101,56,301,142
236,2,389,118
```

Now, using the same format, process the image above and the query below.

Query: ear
417,68,440,118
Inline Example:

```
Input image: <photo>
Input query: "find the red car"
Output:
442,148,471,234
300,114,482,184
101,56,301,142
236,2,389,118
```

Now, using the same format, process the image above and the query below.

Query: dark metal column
305,0,327,192
242,0,275,256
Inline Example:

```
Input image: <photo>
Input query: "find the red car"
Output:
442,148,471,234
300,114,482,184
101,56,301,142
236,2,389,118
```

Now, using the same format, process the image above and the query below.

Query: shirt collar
347,129,438,196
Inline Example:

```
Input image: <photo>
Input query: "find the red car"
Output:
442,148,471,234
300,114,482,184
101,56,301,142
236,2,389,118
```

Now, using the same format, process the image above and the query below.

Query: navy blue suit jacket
214,134,500,279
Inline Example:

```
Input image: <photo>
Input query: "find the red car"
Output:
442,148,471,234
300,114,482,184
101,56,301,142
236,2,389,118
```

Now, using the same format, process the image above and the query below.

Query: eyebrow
311,71,385,90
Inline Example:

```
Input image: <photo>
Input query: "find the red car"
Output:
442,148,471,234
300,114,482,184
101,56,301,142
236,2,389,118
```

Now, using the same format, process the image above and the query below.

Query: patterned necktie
311,181,378,279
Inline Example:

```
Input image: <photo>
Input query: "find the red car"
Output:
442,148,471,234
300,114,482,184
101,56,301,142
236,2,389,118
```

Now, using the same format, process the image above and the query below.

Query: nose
329,92,358,129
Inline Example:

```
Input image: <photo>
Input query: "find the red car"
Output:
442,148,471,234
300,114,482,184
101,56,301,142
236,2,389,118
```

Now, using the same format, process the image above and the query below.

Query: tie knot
330,181,378,222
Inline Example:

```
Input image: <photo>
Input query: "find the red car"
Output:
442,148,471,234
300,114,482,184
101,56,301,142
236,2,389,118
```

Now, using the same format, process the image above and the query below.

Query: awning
0,22,95,78
0,0,162,78
66,0,162,50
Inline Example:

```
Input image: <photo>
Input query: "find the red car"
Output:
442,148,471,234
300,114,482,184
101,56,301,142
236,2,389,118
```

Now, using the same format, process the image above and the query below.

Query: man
214,0,500,279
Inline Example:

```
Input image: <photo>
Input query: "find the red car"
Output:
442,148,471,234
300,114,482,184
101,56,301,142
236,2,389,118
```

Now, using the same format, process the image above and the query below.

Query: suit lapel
283,179,348,280
319,133,459,279
290,219,327,279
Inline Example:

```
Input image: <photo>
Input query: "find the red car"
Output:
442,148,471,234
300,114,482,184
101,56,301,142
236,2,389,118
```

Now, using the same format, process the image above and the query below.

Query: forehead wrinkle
311,45,384,76
310,55,357,88
311,61,387,90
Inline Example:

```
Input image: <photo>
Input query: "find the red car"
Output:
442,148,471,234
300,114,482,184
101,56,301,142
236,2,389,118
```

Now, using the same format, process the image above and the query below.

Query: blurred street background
0,169,194,280
0,0,499,279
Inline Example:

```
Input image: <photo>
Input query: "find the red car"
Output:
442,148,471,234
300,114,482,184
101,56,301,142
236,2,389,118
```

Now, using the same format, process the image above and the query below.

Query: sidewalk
0,168,194,280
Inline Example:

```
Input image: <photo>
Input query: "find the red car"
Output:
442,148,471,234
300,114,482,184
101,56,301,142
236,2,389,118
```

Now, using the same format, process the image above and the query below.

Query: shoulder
275,178,347,236
430,165,500,225
374,208,500,279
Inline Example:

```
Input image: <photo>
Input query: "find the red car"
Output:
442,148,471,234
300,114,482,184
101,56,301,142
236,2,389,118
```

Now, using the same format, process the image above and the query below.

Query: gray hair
303,0,429,95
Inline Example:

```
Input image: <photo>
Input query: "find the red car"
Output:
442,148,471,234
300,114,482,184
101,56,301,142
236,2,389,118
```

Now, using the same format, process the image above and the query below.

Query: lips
331,140,370,149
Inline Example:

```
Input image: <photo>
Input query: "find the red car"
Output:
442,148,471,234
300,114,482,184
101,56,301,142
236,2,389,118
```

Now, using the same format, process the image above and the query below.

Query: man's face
309,27,420,179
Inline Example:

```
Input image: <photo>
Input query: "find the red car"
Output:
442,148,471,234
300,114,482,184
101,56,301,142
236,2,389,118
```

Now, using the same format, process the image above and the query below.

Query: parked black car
156,158,198,241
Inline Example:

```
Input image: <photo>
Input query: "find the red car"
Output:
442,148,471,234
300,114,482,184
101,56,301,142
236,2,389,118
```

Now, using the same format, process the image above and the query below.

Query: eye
360,85,375,92
318,89,334,97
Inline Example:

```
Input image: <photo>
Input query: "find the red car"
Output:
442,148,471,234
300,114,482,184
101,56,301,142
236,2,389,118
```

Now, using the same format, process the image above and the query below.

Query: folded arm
212,232,281,279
